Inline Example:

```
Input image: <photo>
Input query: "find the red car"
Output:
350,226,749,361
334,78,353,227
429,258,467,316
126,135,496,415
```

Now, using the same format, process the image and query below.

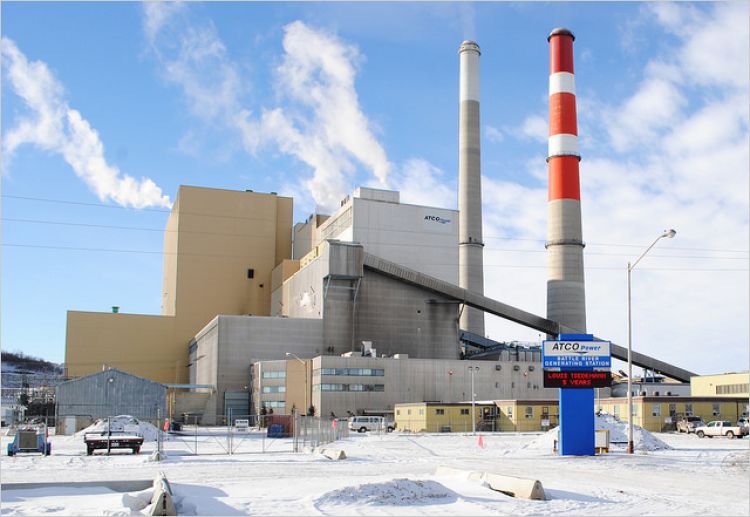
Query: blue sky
2,2,748,376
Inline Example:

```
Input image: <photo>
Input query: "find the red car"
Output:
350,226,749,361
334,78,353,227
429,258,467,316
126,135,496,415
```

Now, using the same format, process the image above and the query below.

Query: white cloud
392,158,455,210
484,125,504,143
520,114,548,143
1,37,171,209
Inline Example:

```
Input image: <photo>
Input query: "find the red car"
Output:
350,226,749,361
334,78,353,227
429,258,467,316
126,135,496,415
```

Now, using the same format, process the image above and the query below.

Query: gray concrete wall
352,270,460,360
194,315,324,417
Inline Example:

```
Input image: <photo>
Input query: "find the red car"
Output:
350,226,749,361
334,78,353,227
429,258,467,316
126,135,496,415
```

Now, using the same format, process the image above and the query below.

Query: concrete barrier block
148,472,176,516
483,473,546,500
320,448,346,460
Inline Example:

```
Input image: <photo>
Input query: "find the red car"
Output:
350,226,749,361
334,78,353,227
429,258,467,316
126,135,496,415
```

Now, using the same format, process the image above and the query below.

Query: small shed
56,368,166,431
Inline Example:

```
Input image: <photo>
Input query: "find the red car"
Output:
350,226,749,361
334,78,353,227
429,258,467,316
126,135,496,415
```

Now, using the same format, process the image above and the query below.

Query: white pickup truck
695,420,748,439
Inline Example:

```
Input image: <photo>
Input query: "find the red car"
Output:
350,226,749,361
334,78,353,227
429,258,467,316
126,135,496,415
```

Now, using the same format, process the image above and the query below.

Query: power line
5,194,749,254
4,217,748,260
3,243,748,271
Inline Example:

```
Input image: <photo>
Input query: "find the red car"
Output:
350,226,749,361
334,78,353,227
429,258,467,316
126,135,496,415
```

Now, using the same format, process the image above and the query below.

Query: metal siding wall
57,369,166,419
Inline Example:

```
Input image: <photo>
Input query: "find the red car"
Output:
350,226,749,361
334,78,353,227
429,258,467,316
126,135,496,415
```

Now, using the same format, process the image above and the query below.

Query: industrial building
245,353,555,422
66,186,293,384
64,35,699,426
55,368,166,433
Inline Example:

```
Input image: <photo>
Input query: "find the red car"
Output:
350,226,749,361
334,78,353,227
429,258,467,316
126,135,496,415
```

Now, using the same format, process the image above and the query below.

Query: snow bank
523,413,671,452
76,415,159,442
317,479,456,506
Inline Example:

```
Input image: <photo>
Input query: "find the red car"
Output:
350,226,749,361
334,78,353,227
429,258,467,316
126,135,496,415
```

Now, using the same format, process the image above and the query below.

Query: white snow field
1,427,748,516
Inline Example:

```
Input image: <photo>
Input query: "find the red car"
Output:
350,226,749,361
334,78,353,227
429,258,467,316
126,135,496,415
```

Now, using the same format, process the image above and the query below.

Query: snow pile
317,479,456,506
595,413,671,451
76,415,159,442
523,413,671,452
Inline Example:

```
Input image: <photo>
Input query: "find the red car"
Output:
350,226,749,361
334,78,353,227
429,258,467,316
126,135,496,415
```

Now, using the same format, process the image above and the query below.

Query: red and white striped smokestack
546,28,586,333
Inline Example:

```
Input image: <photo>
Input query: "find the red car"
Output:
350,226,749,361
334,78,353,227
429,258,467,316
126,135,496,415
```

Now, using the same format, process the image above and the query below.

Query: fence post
227,408,232,456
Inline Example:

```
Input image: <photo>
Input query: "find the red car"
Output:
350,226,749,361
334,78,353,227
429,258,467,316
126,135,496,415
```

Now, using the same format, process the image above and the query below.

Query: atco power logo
424,215,451,224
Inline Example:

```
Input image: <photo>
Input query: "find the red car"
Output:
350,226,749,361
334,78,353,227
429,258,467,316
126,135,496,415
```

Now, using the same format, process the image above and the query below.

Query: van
348,416,395,433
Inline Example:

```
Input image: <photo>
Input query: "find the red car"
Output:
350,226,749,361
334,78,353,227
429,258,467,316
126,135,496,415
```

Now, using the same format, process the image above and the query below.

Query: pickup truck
695,420,748,439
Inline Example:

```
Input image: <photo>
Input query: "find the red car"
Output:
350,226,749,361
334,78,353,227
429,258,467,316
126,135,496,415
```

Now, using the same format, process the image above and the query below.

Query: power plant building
63,34,697,426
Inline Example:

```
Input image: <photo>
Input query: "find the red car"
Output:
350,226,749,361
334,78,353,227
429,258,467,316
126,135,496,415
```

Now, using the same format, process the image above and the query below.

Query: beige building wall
66,186,293,384
395,402,486,433
690,372,749,398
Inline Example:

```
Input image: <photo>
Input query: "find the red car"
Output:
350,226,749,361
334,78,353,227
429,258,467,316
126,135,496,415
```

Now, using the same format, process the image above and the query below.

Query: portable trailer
7,425,51,456
84,431,144,455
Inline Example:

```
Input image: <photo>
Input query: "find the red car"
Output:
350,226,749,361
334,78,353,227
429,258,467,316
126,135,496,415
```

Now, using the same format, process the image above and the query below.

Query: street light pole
627,229,676,454
468,366,479,435
286,352,308,416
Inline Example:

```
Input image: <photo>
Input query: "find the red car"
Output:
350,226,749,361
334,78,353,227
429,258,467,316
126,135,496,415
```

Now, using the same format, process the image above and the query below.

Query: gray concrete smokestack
458,40,485,336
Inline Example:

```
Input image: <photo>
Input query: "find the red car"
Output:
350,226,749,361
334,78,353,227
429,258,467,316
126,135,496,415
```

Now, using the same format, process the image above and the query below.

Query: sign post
543,334,611,456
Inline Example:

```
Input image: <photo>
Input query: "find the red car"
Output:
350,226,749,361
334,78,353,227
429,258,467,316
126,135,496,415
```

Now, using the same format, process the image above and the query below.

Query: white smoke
1,37,172,209
142,6,391,212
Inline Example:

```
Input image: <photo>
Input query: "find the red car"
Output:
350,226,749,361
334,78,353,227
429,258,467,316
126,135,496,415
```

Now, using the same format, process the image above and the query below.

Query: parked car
676,416,704,433
348,416,395,433
695,420,748,439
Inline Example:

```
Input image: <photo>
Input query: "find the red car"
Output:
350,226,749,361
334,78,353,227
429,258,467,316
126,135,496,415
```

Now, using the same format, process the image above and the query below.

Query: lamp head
285,352,291,357
662,229,676,239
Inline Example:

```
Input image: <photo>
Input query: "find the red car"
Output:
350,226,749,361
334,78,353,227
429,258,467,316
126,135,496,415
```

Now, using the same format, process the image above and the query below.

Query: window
542,406,549,416
262,371,286,379
712,403,720,416
320,383,345,391
407,409,412,416
668,403,676,417
614,405,620,417
507,407,513,418
396,410,401,416
527,382,531,389
652,404,661,417
262,386,286,394
319,368,385,376
525,406,533,419
419,409,424,415
716,383,749,395
460,409,469,415
265,400,285,408
436,409,445,415
685,403,693,416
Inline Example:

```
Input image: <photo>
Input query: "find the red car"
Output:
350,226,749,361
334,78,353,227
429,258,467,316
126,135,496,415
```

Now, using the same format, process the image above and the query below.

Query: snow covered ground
1,427,748,515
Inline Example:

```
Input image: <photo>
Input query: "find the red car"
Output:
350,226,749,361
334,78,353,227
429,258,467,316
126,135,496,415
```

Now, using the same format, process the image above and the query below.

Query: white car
348,416,395,433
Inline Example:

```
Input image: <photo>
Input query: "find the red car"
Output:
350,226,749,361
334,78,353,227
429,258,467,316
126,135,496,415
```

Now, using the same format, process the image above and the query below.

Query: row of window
262,371,286,379
317,368,385,377
260,401,285,409
262,386,286,394
716,383,749,395
396,408,472,416
313,383,385,392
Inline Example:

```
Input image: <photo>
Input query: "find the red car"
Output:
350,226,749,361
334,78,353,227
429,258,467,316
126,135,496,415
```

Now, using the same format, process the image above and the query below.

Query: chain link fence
292,415,349,452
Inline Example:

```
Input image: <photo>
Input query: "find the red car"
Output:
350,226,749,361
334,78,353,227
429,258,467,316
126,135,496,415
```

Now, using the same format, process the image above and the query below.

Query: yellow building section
495,400,559,432
394,402,489,433
66,186,293,384
597,397,749,432
690,372,749,398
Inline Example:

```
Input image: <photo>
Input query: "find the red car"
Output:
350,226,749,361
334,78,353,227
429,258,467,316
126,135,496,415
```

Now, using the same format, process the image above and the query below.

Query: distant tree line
1,351,62,374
